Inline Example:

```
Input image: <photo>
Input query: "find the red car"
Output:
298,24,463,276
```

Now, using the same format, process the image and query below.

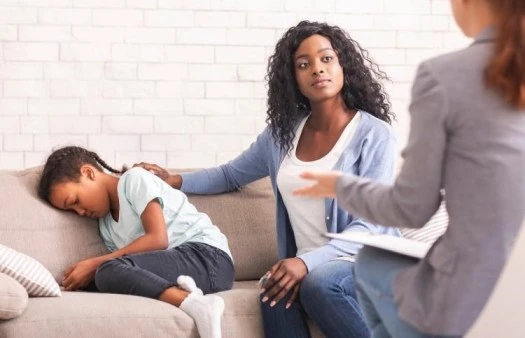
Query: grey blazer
335,27,525,335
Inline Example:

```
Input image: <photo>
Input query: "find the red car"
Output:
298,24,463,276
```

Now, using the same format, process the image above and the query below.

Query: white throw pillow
400,200,448,244
0,244,61,297
0,272,28,319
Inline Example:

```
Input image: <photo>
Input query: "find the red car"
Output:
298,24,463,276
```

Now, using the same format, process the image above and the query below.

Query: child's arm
62,199,167,291
101,199,168,258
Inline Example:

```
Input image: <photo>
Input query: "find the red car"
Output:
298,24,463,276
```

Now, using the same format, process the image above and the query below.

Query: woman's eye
322,56,333,62
298,62,308,69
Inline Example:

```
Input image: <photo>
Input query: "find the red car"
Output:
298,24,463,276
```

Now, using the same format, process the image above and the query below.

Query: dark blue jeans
354,247,461,338
261,260,370,338
94,242,234,298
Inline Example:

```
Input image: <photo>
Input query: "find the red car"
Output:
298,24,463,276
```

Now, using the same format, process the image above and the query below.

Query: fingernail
270,301,276,307
286,304,290,309
262,297,268,302
259,289,265,294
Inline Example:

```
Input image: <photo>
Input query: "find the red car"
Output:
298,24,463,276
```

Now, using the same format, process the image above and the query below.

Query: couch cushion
0,168,109,283
0,273,28,320
400,199,448,244
186,176,278,281
0,291,197,338
0,287,324,338
0,244,61,297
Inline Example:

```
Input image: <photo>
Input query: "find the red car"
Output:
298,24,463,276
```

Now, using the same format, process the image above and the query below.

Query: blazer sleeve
335,62,448,229
180,127,273,194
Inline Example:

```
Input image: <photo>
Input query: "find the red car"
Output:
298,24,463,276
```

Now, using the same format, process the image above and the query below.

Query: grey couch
0,167,324,338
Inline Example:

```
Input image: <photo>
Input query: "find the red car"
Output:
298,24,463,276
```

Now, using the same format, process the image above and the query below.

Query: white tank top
276,112,361,256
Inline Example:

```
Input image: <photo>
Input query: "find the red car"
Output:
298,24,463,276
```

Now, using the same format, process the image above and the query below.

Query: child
38,146,234,338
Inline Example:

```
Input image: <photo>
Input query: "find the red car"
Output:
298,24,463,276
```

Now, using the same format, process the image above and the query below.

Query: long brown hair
484,0,525,109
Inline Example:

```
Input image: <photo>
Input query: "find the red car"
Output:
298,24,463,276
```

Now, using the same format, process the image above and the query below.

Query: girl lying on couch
38,145,233,338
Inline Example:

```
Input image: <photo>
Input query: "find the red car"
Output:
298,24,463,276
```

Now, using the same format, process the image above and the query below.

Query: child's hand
62,258,101,291
293,171,343,198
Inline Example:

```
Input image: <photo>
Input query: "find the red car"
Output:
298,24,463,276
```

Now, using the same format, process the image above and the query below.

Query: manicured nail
262,297,268,303
259,288,265,294
286,303,291,309
270,301,276,307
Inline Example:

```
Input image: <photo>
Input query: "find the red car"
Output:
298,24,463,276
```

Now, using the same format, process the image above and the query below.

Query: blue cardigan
180,111,399,272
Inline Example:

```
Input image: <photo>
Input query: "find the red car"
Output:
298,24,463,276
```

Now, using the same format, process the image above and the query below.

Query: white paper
325,232,431,259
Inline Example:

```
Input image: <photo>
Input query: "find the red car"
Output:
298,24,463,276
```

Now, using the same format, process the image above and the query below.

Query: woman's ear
80,165,96,181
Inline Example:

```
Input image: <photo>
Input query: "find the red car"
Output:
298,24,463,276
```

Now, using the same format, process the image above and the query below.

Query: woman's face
48,166,111,219
293,34,345,104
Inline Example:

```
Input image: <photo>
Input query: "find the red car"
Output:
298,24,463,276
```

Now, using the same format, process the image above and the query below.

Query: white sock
177,275,203,296
180,293,225,338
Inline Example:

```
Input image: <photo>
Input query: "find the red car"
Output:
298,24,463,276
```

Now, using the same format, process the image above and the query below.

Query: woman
294,1,525,337
137,21,398,338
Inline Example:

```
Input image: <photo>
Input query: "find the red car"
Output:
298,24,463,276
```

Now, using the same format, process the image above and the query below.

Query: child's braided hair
38,146,125,202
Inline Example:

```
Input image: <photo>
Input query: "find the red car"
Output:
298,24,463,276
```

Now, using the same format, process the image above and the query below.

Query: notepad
325,232,431,259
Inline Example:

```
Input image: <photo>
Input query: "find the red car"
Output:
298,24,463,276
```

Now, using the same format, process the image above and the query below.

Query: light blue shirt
180,111,399,272
99,167,232,260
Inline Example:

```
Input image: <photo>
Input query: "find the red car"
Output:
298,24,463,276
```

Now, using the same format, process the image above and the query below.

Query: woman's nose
311,60,325,76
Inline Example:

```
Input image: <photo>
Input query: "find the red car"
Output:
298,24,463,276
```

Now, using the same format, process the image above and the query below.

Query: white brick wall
0,0,470,170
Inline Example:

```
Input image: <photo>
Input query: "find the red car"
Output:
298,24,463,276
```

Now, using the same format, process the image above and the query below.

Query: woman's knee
300,265,348,307
300,261,360,312
259,293,288,316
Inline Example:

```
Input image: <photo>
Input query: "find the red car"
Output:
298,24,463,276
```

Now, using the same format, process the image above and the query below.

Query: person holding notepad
294,0,525,337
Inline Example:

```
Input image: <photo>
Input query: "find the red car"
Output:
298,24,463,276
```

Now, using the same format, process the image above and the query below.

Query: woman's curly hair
266,20,394,152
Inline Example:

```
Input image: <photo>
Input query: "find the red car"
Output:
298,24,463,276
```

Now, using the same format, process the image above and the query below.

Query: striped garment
0,244,61,297
400,199,448,243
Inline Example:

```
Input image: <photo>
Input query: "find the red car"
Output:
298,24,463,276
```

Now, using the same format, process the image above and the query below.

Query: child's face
48,166,111,219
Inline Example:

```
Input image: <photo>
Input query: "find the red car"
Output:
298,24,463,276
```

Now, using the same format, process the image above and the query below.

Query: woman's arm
179,127,274,194
134,127,274,194
334,62,446,229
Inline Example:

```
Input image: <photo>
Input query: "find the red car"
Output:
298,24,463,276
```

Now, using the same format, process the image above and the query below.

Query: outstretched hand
293,171,343,198
133,162,170,181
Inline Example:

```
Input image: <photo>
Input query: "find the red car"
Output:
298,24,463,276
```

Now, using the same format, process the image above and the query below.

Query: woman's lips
312,79,331,88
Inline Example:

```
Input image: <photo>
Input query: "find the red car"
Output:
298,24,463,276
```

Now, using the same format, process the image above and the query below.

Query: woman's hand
132,162,182,189
293,171,343,198
260,257,308,309
62,257,102,291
